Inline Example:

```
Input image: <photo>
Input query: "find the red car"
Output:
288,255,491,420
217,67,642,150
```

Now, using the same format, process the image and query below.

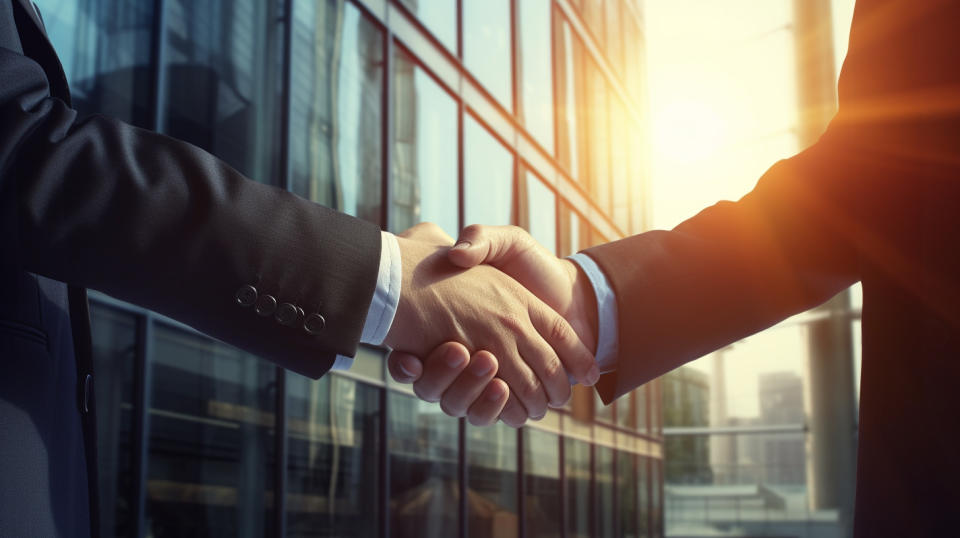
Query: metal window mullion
274,0,296,534
517,429,526,538
381,15,395,537
132,312,154,538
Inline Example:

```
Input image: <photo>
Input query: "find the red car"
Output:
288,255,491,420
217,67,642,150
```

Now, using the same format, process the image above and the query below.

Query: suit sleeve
0,46,381,379
586,125,868,403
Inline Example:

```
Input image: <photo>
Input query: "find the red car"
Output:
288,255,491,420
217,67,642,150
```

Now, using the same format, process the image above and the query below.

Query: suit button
275,303,300,326
255,294,278,316
304,313,326,335
235,285,258,307
79,374,93,414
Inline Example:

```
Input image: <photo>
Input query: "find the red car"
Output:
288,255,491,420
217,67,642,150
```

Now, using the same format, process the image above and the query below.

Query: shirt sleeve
569,252,619,374
332,231,402,370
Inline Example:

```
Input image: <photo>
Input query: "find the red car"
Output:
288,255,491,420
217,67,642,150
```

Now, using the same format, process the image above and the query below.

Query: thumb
448,224,535,269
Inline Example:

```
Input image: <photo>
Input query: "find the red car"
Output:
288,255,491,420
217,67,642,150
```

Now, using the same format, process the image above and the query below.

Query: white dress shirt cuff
568,253,619,374
332,231,402,370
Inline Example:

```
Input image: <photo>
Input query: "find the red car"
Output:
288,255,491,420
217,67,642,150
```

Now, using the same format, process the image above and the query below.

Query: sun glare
651,98,728,164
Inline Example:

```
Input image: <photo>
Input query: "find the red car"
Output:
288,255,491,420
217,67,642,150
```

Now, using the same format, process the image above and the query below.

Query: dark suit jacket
588,0,960,535
0,1,381,535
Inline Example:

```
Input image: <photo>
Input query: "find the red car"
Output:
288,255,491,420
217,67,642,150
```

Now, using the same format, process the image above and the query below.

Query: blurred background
35,0,859,536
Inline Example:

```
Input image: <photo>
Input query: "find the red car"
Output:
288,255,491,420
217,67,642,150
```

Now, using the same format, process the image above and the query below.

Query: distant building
663,366,711,483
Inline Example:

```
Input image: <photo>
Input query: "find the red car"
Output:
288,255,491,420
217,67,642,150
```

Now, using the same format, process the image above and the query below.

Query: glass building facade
36,0,661,536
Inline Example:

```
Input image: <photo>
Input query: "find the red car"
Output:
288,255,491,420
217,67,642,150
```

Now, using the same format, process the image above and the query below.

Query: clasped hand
382,223,600,428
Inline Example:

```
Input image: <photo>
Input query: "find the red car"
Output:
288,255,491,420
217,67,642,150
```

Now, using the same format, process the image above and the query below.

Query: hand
388,225,601,425
383,223,598,423
387,342,510,426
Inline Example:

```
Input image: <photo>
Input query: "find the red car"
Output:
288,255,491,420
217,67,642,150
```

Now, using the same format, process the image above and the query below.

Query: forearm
3,49,381,376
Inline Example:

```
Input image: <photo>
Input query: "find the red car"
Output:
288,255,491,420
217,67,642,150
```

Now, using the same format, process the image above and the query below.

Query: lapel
16,0,47,39
14,0,71,103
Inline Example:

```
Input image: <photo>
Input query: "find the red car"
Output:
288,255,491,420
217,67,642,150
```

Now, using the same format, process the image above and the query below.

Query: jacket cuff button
304,313,326,335
235,285,258,307
276,303,300,326
255,294,278,316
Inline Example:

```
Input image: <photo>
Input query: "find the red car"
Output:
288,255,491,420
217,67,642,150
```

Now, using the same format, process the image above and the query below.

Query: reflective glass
392,50,459,236
564,438,592,537
582,0,606,48
526,172,557,254
638,457,650,537
618,451,639,538
604,0,625,75
524,429,561,538
596,446,615,538
286,374,381,537
559,204,587,257
466,423,518,537
34,0,155,127
610,97,632,231
587,61,612,214
398,0,457,53
161,0,284,185
290,0,383,224
628,126,646,234
651,460,663,537
555,19,588,183
388,392,459,538
464,115,514,227
518,0,554,153
147,324,276,537
636,385,649,433
616,393,634,429
462,0,512,110
90,304,137,537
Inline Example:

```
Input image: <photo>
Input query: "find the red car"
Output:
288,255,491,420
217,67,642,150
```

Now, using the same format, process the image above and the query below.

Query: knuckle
462,223,483,237
500,314,526,335
548,315,574,346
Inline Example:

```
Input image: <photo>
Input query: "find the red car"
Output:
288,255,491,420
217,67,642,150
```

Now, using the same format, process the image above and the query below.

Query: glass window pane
392,49,459,236
615,393,634,429
582,0,605,48
467,423,518,537
610,97,632,231
555,19,587,183
564,438,592,538
398,0,457,54
464,115,514,227
524,429,561,538
147,324,276,537
388,392,459,538
604,0,625,75
635,385,649,434
161,0,284,185
651,460,663,537
596,446,615,538
462,0,512,110
90,304,137,537
286,375,381,537
618,451,639,538
588,62,612,214
290,0,383,224
638,457,650,537
518,0,554,153
34,0,155,127
526,171,557,253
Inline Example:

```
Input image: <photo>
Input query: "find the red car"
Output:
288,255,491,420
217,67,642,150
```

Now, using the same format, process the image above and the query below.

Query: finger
439,350,499,418
529,300,600,387
467,378,509,426
449,224,535,269
411,342,470,403
516,329,572,409
387,351,424,384
498,391,529,428
492,342,549,421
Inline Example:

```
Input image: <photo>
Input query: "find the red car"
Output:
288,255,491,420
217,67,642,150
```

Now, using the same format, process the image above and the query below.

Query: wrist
562,259,599,356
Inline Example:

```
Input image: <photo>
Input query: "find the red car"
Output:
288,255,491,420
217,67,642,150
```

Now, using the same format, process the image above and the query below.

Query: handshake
381,222,602,428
